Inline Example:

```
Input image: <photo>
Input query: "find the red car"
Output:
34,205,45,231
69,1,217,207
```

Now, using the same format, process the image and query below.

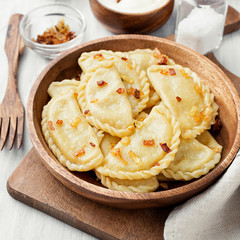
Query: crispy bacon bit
90,142,96,147
121,56,128,61
211,116,222,134
134,89,141,99
169,68,176,76
32,19,76,45
56,120,63,125
159,182,169,189
153,48,161,58
84,110,90,115
117,0,121,3
121,137,131,145
194,84,202,95
93,53,104,61
70,117,81,127
180,69,190,79
111,143,117,149
128,150,143,166
73,148,85,157
90,99,98,103
48,121,55,130
209,147,220,153
176,96,182,102
74,93,78,99
111,148,128,165
153,162,160,167
158,55,168,65
116,88,125,94
160,69,169,75
160,143,172,153
143,139,155,146
97,80,108,87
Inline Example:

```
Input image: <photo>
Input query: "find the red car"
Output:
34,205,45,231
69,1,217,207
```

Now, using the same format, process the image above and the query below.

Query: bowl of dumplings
27,35,240,209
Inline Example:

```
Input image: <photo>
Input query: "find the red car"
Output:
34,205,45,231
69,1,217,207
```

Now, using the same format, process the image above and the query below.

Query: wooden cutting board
7,6,240,240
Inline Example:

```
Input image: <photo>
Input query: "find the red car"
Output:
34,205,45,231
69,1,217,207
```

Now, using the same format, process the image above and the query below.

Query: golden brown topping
128,64,133,70
153,162,160,167
160,69,169,75
74,93,78,99
90,99,98,103
116,88,125,94
97,80,108,87
56,120,63,125
134,89,141,99
70,117,81,127
143,139,155,146
200,106,210,119
48,121,55,130
121,56,128,61
209,147,220,153
176,96,182,102
121,136,131,145
32,19,76,45
111,148,128,165
111,143,117,149
128,150,143,166
160,143,172,153
169,68,176,76
127,87,142,99
180,69,190,79
93,53,104,61
84,110,90,115
73,148,85,157
157,55,168,65
117,0,121,3
127,124,135,131
90,142,96,147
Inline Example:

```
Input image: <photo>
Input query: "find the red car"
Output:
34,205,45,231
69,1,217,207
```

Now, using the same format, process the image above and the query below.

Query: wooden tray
7,6,240,240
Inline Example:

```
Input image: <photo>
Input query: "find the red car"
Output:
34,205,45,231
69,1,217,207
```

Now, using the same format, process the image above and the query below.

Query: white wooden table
0,0,239,239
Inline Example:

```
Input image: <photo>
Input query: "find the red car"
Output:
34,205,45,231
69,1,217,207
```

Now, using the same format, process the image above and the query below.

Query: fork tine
8,117,17,150
17,116,24,149
0,117,10,150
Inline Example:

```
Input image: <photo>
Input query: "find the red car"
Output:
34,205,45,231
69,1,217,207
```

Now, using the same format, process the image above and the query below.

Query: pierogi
41,48,222,193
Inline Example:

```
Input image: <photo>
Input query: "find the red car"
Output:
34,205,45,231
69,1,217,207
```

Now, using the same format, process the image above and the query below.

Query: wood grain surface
89,0,174,34
7,148,172,240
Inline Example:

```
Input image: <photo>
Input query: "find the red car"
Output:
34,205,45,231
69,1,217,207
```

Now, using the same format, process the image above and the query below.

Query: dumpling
97,133,159,193
147,64,218,139
77,67,135,137
47,79,80,98
160,131,222,181
95,171,159,193
96,103,181,180
128,48,175,109
41,92,103,171
78,50,150,117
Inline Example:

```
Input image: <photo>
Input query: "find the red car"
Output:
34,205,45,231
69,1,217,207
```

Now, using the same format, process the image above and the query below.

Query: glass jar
175,0,228,55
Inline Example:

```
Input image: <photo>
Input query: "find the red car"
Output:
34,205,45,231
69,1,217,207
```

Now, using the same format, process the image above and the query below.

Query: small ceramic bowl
89,0,174,34
27,35,240,209
20,3,86,59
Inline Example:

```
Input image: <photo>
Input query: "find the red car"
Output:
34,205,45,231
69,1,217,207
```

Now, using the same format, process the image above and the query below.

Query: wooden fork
0,14,24,150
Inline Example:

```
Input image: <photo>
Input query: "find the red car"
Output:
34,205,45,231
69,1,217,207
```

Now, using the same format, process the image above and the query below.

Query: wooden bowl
27,35,240,209
89,0,174,34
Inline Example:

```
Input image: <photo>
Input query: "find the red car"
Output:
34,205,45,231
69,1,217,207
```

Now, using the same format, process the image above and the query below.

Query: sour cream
98,0,169,14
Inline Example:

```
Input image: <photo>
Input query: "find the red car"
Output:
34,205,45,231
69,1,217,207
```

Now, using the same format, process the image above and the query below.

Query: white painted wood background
0,0,239,239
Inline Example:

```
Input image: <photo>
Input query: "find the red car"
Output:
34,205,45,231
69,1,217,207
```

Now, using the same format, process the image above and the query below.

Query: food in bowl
41,48,222,193
32,18,76,45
